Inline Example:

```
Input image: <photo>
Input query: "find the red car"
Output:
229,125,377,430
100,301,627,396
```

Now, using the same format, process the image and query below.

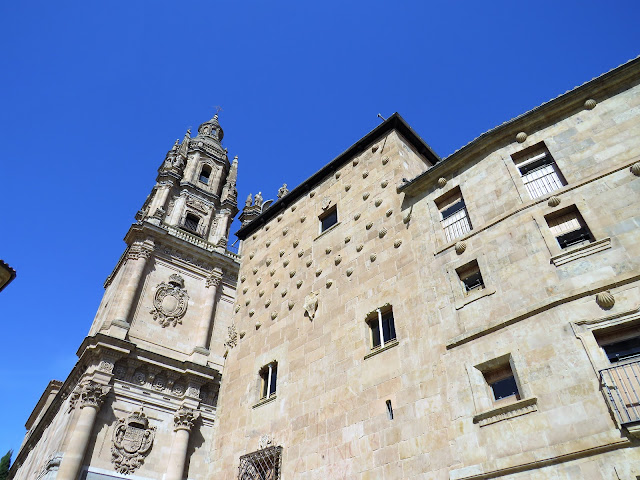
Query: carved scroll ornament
150,274,189,327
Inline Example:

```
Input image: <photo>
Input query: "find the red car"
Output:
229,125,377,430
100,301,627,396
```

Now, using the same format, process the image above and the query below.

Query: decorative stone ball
335,255,342,265
631,162,640,177
379,228,387,238
516,132,527,143
346,268,354,277
596,291,615,310
288,301,295,310
584,99,597,110
271,312,278,320
455,241,467,255
437,177,447,188
370,253,377,262
394,239,402,248
548,196,561,207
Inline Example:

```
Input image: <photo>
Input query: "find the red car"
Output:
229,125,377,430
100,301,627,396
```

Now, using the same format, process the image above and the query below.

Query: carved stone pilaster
206,272,222,288
80,381,110,409
173,407,200,432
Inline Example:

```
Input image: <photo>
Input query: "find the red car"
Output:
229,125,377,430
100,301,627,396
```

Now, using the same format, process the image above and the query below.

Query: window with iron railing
513,144,567,199
238,446,283,480
545,206,594,249
436,187,472,243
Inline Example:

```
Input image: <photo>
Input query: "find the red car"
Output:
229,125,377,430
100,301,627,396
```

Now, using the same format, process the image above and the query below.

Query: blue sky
1,0,639,457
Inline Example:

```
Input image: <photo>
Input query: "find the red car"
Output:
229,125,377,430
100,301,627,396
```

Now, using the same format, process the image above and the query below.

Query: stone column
210,209,231,246
195,271,222,351
112,243,152,327
149,184,172,216
168,194,187,226
56,382,110,480
165,407,199,480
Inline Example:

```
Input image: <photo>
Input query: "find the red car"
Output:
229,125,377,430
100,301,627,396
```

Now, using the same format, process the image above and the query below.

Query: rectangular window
595,325,640,364
436,188,472,242
512,144,566,199
319,206,338,233
545,206,594,249
483,363,521,404
456,260,485,295
367,308,396,349
259,362,277,399
183,213,201,235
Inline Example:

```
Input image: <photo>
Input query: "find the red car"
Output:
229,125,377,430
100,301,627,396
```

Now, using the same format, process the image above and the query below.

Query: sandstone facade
10,58,640,480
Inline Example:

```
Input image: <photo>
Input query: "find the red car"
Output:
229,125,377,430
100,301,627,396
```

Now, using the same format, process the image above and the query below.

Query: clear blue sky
1,0,638,457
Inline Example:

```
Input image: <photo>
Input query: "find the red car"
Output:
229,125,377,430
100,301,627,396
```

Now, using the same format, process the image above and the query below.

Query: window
319,205,338,233
183,213,201,234
512,144,566,199
199,165,212,184
367,307,396,349
238,446,283,480
259,362,277,399
483,363,521,404
595,325,640,364
545,206,594,249
456,260,484,295
435,188,472,242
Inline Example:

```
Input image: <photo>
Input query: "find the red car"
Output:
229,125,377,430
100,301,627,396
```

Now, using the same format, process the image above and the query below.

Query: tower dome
196,113,224,142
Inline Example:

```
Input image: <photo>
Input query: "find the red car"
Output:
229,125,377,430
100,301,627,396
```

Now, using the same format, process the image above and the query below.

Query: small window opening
595,325,640,364
435,187,472,242
183,213,201,234
483,364,520,404
456,260,485,295
386,400,394,420
512,144,566,199
545,206,594,249
259,362,277,400
199,165,212,184
367,307,396,349
319,206,338,233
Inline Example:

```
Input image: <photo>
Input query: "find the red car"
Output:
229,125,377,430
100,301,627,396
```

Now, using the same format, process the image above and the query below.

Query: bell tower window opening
183,213,201,235
199,165,212,185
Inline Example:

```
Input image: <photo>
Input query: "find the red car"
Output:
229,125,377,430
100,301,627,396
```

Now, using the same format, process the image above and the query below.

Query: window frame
512,143,567,200
259,362,278,400
182,212,202,235
544,205,594,250
319,205,338,234
435,187,472,243
199,164,212,185
366,306,396,350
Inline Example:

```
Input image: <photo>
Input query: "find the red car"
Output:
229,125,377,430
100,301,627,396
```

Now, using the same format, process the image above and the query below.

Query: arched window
183,213,201,234
199,165,212,184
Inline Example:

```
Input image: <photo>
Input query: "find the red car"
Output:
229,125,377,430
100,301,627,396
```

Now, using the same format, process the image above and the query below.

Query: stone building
10,57,640,480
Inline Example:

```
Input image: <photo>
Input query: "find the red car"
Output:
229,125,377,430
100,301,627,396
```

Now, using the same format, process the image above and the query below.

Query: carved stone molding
225,323,239,349
149,274,189,327
206,271,223,288
80,381,110,409
174,407,200,432
111,410,156,474
259,434,274,450
304,292,319,321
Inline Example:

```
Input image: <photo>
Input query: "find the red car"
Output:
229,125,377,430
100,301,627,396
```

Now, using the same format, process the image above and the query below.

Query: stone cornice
400,56,640,196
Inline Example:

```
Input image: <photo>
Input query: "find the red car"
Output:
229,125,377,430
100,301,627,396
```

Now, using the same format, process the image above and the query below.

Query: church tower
11,115,240,480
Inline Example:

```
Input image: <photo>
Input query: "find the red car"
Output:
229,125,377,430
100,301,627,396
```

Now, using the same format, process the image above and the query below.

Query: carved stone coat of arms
150,274,189,327
111,410,156,474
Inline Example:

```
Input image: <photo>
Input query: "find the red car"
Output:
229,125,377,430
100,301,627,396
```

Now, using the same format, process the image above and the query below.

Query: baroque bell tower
10,114,240,480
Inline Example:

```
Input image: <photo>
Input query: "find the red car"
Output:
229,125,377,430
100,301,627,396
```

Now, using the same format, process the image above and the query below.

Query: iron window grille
513,146,567,199
545,208,594,250
437,189,472,243
183,213,201,235
238,446,283,480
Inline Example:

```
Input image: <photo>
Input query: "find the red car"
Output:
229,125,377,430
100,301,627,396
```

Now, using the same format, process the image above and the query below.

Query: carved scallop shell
265,299,271,308
235,305,240,313
394,239,402,248
354,213,361,221
380,180,389,188
631,162,640,177
293,239,300,248
335,255,342,265
366,222,373,230
362,171,369,179
271,312,278,320
335,172,341,179
291,205,297,212
372,145,379,153
315,269,322,277
256,278,262,285
584,99,597,110
300,216,306,223
455,241,467,255
281,289,288,297
386,209,393,217
345,184,351,191
326,279,333,288
548,196,561,207
266,258,272,266
254,320,260,327
353,158,359,166
516,132,527,143
241,276,246,283
252,234,257,240
378,228,387,238
325,247,332,254
243,287,248,294
310,191,316,198
370,253,377,262
288,300,295,310
274,281,280,287
266,240,271,247
259,290,265,297
283,260,290,267
283,228,289,236
252,267,258,274
245,299,251,306
356,244,364,252
249,309,255,317
346,268,354,277
239,331,246,338
306,259,313,267
279,249,285,257
374,199,382,207
270,269,276,276
296,280,303,288
596,291,615,310
265,226,270,231
437,177,447,188
289,270,296,278
249,252,255,259
382,156,389,165
344,236,351,244
298,250,304,257
277,215,283,222
363,192,370,200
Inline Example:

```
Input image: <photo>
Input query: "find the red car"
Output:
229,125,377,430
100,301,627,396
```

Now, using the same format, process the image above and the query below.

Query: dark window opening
199,165,212,184
183,213,201,234
482,363,521,404
456,260,485,295
368,308,396,349
386,400,394,420
319,206,338,232
440,198,466,220
556,228,593,249
602,337,640,363
545,207,594,250
595,326,640,364
260,362,277,399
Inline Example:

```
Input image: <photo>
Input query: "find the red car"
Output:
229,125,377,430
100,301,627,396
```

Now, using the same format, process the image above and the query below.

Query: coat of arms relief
111,410,156,474
149,274,189,327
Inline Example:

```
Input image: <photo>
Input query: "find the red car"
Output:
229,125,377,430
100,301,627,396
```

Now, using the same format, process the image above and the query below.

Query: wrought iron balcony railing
600,359,640,425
